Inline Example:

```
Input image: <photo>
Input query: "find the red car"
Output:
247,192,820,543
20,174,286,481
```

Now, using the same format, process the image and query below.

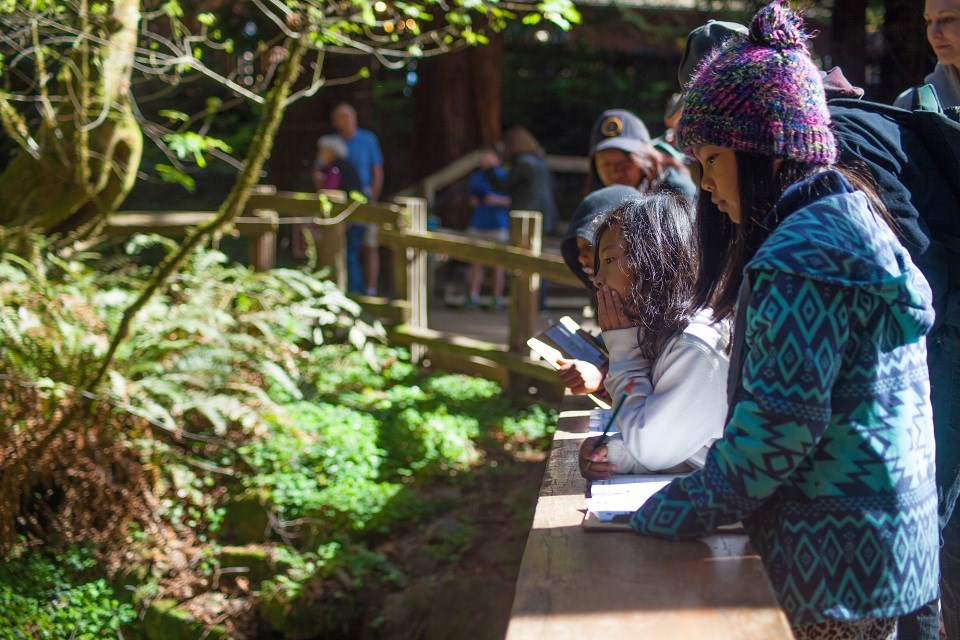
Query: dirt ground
370,441,550,640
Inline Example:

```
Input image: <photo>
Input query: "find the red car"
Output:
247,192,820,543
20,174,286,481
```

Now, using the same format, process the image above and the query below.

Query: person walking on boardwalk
629,3,940,638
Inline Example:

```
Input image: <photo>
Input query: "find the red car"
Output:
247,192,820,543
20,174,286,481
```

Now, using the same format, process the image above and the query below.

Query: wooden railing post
394,197,428,362
248,209,278,271
508,210,542,403
316,211,346,291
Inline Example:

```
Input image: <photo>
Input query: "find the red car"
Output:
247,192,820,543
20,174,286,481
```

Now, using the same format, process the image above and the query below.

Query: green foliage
308,344,417,395
240,402,391,527
0,234,382,546
0,236,559,634
0,546,138,640
501,404,558,442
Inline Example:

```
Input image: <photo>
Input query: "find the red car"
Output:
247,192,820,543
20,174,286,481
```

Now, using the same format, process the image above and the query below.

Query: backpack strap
910,84,945,113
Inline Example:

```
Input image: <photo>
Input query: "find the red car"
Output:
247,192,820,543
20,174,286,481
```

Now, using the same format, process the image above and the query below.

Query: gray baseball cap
667,20,748,121
588,109,651,157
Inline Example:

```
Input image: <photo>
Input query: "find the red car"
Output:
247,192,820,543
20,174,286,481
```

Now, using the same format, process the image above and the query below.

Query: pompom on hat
676,0,838,165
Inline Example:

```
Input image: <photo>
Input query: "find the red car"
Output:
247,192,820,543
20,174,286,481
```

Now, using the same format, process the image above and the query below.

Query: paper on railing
587,408,618,434
585,474,683,522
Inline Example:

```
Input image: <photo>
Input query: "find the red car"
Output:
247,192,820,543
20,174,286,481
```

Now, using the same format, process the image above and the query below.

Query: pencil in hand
592,380,632,451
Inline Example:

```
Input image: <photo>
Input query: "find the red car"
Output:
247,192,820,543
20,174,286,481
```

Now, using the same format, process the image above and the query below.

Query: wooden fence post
508,210,542,403
394,197,428,362
248,209,278,271
316,211,346,291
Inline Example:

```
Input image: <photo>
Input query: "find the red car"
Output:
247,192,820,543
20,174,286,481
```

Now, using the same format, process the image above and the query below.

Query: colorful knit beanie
676,0,837,164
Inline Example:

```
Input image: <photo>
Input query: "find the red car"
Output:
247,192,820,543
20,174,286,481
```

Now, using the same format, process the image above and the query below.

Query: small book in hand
528,317,610,409
527,316,607,370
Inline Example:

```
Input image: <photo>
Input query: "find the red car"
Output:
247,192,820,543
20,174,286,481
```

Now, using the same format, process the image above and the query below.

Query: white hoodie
600,309,730,474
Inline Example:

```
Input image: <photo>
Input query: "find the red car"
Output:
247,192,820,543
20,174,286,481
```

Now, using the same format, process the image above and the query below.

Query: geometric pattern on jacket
630,171,939,627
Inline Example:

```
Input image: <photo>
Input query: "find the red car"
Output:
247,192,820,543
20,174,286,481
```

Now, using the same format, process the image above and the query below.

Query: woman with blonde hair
895,0,960,108
487,126,558,235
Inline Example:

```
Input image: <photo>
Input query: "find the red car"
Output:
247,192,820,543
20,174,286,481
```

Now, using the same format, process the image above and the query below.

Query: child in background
557,185,637,396
312,135,362,194
629,3,939,637
465,147,511,311
579,194,730,478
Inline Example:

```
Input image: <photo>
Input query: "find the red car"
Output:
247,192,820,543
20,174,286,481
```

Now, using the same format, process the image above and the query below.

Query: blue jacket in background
631,171,939,627
467,167,509,231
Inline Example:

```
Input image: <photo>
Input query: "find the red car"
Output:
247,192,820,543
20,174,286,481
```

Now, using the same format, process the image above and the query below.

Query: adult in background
490,126,558,236
464,147,511,311
331,102,384,295
895,0,960,108
586,109,696,202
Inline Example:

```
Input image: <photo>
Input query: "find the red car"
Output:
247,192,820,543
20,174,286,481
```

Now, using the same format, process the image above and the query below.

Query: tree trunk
0,0,143,237
830,0,868,88
414,34,503,227
878,0,932,103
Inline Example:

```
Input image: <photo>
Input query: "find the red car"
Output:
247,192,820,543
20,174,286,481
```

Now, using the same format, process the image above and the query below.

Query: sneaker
490,299,507,313
464,297,480,310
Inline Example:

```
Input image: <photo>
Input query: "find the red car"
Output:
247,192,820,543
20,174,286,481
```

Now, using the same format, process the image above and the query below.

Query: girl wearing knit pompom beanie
628,2,940,638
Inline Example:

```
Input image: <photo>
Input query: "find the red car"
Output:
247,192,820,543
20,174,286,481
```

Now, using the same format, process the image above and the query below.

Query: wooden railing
395,150,590,208
506,394,794,640
108,187,581,399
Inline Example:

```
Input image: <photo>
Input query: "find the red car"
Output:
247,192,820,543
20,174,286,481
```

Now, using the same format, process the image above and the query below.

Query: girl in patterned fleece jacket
630,2,940,638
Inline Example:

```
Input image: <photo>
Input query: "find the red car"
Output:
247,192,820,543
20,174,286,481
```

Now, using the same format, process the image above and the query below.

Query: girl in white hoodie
579,194,730,479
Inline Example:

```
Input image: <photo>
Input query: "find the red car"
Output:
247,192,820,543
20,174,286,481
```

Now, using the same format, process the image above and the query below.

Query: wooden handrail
107,211,278,236
394,149,590,205
387,324,557,382
506,395,795,640
107,191,574,400
378,228,581,287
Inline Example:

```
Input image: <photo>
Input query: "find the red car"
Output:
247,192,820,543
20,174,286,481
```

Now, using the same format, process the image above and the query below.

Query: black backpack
829,85,960,332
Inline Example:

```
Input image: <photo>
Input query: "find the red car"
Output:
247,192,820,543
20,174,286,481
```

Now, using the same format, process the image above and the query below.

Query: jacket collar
765,169,854,227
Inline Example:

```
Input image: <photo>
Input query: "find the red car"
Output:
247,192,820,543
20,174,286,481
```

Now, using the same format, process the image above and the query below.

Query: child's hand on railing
579,436,617,480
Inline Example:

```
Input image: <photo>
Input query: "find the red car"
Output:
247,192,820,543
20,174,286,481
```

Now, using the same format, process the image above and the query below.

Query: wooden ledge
505,395,793,640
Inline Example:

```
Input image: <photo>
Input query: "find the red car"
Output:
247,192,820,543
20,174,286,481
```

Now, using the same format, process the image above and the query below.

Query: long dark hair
692,152,895,321
591,194,698,359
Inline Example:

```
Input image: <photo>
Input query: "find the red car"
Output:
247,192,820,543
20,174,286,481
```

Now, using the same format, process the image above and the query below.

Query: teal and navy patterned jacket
631,171,940,626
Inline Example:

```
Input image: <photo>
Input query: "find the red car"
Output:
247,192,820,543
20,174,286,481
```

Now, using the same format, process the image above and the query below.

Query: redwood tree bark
878,0,932,103
414,34,503,227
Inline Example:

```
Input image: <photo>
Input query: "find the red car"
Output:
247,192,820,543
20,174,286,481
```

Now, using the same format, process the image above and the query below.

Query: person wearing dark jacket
634,5,939,637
